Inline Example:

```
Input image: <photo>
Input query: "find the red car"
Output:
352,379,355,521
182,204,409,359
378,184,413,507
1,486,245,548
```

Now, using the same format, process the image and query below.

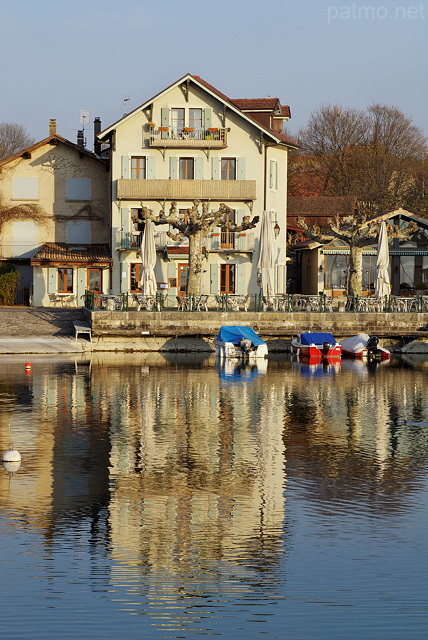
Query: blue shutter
210,264,219,294
161,107,169,139
169,157,178,179
147,156,155,179
121,156,130,179
121,207,130,233
195,157,203,180
167,262,177,291
211,157,219,180
66,178,91,201
204,108,211,129
66,220,91,243
237,158,246,180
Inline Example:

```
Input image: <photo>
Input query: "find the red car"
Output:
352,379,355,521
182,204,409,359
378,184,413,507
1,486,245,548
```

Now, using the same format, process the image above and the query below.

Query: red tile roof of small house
31,243,111,265
287,196,359,229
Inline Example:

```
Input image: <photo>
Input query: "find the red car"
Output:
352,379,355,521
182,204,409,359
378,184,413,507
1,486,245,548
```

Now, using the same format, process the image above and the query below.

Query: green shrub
0,265,21,306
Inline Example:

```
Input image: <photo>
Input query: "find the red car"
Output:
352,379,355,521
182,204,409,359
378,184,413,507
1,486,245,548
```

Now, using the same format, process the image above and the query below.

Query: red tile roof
31,243,111,265
231,98,279,110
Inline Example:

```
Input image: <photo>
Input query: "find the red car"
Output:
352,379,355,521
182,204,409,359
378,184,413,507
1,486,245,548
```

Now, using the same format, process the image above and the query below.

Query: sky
1,0,427,150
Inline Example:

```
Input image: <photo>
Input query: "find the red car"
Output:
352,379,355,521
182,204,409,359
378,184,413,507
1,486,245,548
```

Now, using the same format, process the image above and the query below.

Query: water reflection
1,353,428,638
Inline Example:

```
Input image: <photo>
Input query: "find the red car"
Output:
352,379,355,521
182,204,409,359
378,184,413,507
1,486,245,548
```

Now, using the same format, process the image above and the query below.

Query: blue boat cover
299,332,336,345
216,326,266,346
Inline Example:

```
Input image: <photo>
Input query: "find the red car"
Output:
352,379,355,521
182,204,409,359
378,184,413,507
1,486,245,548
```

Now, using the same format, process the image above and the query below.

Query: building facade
0,121,111,306
99,74,297,303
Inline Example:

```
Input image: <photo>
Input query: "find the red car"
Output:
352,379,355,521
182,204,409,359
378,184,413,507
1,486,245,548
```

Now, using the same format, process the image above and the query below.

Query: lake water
1,352,428,639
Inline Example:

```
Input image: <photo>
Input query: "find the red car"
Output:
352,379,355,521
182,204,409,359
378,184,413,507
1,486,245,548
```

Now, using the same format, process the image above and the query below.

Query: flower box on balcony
238,233,246,237
208,128,218,132
183,127,194,132
159,127,168,131
212,233,220,236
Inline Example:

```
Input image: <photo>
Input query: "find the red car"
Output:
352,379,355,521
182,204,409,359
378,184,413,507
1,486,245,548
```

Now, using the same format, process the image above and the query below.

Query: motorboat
291,332,342,358
214,326,268,360
340,333,390,360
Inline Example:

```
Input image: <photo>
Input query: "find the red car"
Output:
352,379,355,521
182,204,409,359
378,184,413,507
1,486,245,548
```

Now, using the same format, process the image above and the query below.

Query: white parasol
257,210,275,297
375,220,390,298
140,220,157,295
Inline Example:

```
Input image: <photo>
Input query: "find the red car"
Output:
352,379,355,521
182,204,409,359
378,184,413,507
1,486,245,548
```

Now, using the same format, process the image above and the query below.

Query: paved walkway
0,307,90,353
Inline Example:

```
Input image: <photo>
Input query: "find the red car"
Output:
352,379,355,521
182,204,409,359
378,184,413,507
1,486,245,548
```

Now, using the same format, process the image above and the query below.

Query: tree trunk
186,232,203,295
349,245,363,297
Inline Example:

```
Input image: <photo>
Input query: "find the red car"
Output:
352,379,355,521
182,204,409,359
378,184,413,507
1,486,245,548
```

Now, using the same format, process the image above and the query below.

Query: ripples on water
1,353,428,639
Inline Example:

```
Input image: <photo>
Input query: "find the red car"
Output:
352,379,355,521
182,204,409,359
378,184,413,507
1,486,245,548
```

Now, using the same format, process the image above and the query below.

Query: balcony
148,128,227,148
117,179,257,201
0,242,40,259
117,230,254,253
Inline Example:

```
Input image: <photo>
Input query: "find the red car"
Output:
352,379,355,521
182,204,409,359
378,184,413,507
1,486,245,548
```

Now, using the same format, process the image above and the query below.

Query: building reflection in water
1,353,428,633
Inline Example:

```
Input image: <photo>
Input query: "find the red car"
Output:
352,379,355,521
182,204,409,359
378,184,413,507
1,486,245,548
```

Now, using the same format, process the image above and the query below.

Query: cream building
0,120,111,307
98,74,298,303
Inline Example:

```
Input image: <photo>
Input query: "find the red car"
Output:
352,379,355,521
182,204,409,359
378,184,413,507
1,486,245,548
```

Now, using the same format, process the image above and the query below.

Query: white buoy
2,449,21,463
2,460,21,473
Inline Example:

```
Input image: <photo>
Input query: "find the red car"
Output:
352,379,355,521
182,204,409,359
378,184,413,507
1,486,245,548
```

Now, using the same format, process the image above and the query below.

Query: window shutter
237,263,246,295
121,207,130,233
269,160,274,189
121,263,129,293
121,156,130,179
210,264,219,294
204,108,211,129
161,107,169,139
76,268,86,302
236,209,246,225
275,160,278,189
169,157,178,179
211,157,219,180
195,157,203,180
167,262,176,290
12,176,39,200
66,220,91,243
66,178,91,200
48,268,57,293
146,156,155,179
237,158,246,180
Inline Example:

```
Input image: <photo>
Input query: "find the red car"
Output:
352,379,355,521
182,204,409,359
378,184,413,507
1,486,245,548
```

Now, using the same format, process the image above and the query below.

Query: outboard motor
239,338,253,357
322,341,331,355
366,335,380,358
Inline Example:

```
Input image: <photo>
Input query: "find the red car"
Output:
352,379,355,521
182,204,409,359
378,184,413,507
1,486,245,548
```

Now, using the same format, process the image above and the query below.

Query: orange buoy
25,362,31,371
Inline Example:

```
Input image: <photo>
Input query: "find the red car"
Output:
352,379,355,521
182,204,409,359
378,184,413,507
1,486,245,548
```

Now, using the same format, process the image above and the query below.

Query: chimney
49,119,56,136
93,117,101,155
77,130,85,148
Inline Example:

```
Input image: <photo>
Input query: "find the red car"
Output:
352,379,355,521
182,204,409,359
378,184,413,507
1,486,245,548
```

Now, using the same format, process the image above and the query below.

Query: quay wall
85,310,428,352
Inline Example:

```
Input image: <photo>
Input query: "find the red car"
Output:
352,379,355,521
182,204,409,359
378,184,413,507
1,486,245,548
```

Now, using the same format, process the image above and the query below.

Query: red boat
291,332,342,358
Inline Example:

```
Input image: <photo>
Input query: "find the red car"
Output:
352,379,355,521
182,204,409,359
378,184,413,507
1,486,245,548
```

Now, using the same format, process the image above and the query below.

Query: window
221,209,236,248
87,269,102,293
220,264,235,293
66,220,90,243
66,178,91,201
178,208,189,223
189,108,203,129
221,158,236,181
178,263,189,294
179,157,194,179
12,177,38,200
58,268,73,293
130,264,143,292
131,156,146,179
171,108,185,135
269,159,278,189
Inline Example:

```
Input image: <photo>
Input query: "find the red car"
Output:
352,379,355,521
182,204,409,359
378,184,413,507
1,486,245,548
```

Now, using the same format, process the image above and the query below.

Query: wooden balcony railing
117,179,257,201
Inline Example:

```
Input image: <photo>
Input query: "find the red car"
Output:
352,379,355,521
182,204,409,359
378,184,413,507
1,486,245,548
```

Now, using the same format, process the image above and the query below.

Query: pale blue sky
1,0,426,148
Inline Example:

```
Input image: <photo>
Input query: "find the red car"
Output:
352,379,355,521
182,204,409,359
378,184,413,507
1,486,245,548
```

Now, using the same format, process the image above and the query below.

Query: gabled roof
288,196,358,218
231,98,281,111
31,243,111,265
98,73,299,149
0,134,106,168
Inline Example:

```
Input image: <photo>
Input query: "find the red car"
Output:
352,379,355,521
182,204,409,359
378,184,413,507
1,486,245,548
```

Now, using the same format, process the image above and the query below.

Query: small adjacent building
288,198,428,296
98,74,298,301
0,120,111,306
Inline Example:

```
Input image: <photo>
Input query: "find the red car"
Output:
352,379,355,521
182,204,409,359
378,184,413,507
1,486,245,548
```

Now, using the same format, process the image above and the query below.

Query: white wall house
98,74,298,304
